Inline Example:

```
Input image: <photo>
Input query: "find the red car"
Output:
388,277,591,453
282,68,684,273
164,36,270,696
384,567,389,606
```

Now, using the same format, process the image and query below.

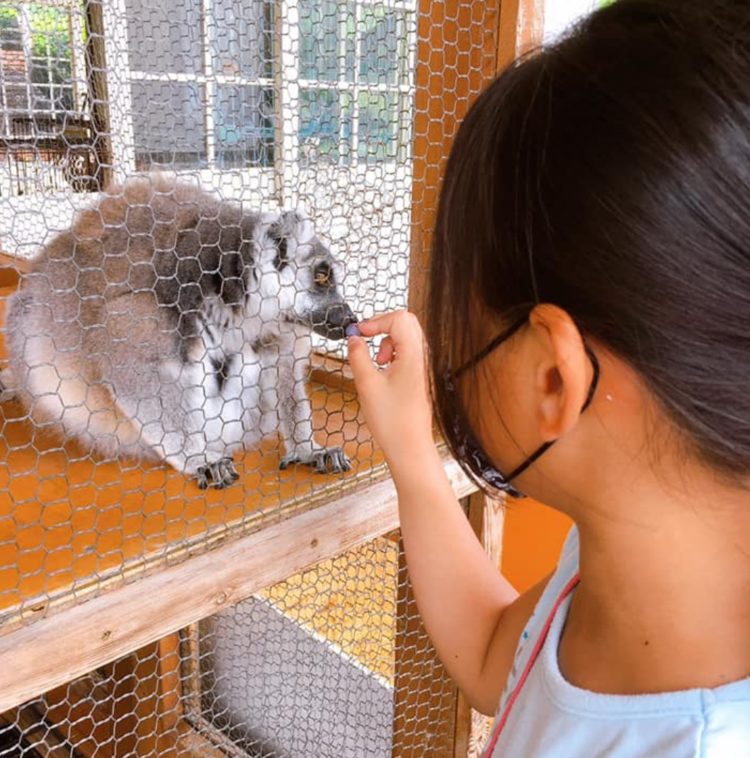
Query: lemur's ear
270,210,304,238
268,212,295,272
268,211,315,271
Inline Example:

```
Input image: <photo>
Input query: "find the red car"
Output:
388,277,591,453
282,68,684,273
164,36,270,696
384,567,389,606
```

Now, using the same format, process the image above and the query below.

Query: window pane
344,2,356,82
214,84,274,168
211,0,274,80
357,91,397,163
299,0,339,81
0,7,22,52
1,6,75,114
125,0,202,75
300,88,350,163
2,85,28,114
359,7,400,86
0,9,27,114
28,6,74,114
28,6,71,78
132,80,207,168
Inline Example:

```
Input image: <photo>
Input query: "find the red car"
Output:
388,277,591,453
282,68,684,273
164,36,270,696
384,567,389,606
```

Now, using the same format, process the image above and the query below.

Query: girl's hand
347,310,436,471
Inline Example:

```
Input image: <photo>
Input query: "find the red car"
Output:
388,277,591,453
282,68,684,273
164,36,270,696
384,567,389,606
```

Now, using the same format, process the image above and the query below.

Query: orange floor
0,287,382,621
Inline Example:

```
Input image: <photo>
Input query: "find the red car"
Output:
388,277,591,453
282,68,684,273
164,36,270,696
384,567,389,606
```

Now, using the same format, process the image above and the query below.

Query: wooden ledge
0,452,474,713
0,252,28,289
0,285,380,625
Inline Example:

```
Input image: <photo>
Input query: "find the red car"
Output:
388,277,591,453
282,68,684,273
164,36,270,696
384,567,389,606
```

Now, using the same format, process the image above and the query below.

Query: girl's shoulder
490,525,750,757
496,525,581,712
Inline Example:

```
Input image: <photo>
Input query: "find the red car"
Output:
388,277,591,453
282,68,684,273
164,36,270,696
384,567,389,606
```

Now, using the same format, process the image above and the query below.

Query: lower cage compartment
0,533,488,757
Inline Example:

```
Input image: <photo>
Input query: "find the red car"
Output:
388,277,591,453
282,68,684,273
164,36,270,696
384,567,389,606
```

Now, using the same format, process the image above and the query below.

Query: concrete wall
199,596,393,758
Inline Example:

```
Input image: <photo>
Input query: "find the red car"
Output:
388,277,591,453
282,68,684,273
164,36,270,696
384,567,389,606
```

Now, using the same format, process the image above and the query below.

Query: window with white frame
121,0,414,172
0,1,86,136
297,0,412,165
0,0,417,274
0,0,415,187
124,0,276,170
0,1,97,200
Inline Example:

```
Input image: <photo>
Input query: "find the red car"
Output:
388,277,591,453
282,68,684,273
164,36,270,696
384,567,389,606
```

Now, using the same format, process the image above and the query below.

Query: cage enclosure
0,0,528,755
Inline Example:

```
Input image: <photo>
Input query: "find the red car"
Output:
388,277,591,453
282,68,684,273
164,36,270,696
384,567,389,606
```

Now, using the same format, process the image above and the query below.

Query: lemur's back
4,176,230,455
24,175,224,327
3,173,354,487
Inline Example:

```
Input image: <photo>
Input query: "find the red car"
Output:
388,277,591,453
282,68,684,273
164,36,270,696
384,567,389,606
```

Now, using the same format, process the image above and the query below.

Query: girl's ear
528,304,592,441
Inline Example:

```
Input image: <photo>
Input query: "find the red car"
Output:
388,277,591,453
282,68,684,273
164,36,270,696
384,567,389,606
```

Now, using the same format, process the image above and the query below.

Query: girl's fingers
347,335,379,386
376,337,395,365
358,310,422,341
357,311,403,337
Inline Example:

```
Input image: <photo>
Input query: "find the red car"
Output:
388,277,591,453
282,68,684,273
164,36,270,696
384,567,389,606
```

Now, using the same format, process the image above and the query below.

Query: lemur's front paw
195,457,240,489
280,446,352,474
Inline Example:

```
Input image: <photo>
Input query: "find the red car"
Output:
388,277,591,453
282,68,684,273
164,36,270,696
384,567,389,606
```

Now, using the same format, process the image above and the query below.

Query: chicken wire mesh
0,0,502,754
0,0,420,621
1,532,488,757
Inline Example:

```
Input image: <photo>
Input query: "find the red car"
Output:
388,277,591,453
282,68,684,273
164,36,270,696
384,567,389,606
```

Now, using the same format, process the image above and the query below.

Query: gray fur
3,174,355,488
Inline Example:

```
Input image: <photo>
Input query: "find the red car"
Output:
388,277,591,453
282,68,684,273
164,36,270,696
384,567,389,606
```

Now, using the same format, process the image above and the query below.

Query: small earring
605,394,614,402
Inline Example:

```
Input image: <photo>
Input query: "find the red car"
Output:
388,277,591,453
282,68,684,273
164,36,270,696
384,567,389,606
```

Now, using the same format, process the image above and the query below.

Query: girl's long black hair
428,0,750,482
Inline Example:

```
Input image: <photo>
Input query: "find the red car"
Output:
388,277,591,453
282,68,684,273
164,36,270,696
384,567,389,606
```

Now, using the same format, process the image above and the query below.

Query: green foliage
0,5,71,57
0,7,20,51
29,5,70,59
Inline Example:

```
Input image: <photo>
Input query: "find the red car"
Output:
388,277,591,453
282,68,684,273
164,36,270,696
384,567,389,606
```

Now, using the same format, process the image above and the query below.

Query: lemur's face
254,210,356,340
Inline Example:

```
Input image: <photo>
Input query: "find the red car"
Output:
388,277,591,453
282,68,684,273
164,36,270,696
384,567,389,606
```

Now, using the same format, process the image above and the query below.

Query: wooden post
392,533,459,757
497,0,546,71
458,492,505,758
83,1,114,189
397,0,541,753
407,0,504,319
408,0,546,320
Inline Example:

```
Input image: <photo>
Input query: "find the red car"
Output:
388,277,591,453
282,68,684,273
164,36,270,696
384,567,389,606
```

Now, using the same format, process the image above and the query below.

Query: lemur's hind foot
195,457,240,489
0,366,17,403
280,446,352,474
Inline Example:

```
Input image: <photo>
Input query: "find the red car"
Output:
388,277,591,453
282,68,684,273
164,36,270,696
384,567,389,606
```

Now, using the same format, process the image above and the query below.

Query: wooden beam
84,0,113,189
0,453,474,714
407,0,504,319
392,531,459,757
457,491,505,757
497,0,546,71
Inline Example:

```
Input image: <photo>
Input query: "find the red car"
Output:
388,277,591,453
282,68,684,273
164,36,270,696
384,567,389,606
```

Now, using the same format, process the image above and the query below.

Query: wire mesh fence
0,0,420,623
0,0,503,753
1,531,489,757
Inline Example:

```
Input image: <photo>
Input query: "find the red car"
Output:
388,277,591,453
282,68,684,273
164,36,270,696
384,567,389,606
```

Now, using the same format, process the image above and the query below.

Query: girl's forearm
387,445,519,701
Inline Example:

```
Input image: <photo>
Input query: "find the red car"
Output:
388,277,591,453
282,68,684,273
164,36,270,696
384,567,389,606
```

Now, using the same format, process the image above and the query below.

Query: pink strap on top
483,572,581,757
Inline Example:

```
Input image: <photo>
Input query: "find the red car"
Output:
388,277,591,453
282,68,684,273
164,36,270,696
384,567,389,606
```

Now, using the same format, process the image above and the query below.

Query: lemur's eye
314,263,332,286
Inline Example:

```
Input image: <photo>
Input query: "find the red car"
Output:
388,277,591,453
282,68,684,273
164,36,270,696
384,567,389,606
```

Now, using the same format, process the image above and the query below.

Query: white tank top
484,527,750,757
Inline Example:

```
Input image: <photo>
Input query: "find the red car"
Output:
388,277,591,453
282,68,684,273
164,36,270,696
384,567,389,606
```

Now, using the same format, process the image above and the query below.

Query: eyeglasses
443,317,600,498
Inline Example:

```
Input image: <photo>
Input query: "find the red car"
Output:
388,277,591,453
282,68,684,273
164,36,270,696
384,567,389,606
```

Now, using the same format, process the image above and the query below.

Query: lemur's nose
326,302,356,329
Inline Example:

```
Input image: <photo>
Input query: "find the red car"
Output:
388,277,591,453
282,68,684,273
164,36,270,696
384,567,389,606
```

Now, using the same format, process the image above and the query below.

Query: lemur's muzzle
311,301,358,341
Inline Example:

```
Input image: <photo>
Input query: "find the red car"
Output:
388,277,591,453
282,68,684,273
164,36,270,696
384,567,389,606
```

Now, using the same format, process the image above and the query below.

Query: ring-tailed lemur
1,175,358,489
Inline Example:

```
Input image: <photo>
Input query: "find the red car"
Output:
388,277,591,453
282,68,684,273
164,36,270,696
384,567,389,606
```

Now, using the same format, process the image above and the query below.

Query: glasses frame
443,317,600,499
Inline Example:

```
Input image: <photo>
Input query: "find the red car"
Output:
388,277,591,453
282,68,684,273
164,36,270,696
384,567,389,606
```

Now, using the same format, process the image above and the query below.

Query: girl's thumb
347,336,378,385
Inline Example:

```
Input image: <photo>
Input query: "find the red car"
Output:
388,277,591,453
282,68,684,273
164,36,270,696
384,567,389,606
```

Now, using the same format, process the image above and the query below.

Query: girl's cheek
475,363,536,465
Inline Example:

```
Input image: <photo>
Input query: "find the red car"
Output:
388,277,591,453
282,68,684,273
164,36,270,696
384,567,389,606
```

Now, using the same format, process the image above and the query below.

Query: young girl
348,0,750,754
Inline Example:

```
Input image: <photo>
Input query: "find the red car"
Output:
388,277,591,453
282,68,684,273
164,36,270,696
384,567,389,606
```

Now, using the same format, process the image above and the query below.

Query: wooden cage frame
0,0,544,754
